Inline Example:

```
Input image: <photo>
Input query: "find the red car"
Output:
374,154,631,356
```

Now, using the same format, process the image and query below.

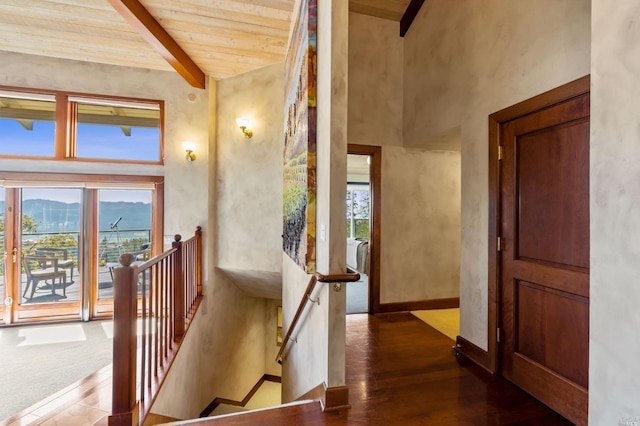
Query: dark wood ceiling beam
400,0,426,37
107,0,206,89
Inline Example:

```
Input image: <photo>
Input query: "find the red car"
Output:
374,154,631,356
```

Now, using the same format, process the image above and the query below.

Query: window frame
0,85,164,165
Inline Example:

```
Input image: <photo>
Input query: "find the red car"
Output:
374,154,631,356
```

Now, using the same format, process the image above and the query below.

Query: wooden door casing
498,88,589,426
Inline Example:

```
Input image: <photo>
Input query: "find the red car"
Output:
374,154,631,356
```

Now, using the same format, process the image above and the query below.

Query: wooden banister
276,271,360,364
109,227,203,426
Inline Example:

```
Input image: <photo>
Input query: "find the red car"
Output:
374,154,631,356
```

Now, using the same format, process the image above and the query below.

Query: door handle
12,247,17,263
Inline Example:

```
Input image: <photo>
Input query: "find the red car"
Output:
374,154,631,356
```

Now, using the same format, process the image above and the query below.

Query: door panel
515,280,589,388
500,93,589,425
93,188,153,318
0,189,5,324
517,120,590,269
12,188,82,322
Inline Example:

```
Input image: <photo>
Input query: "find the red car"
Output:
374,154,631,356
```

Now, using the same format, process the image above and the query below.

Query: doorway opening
346,154,370,314
347,144,381,314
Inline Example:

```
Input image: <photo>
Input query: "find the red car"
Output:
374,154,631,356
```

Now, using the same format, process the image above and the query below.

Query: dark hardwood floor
191,313,572,425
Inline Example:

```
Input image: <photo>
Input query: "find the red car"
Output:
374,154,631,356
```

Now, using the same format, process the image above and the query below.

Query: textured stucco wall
380,147,460,303
403,0,590,349
590,1,640,421
153,64,284,418
282,0,349,402
348,13,403,148
214,63,284,273
349,14,461,304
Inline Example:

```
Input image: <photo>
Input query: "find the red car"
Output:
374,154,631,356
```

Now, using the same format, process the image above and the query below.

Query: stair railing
276,270,360,364
109,226,203,426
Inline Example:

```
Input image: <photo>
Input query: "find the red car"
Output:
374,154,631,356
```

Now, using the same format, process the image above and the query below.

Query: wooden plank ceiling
0,0,410,84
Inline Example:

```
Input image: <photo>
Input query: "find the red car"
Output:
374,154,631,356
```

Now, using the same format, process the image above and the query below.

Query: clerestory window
0,88,163,163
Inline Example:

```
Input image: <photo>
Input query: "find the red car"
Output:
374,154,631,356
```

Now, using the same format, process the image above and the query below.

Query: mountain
0,199,151,233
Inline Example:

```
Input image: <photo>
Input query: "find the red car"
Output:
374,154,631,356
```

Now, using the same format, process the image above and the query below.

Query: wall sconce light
182,141,196,162
236,118,253,138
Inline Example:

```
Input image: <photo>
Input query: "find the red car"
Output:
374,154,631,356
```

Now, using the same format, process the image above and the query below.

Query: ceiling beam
400,0,426,37
107,0,206,89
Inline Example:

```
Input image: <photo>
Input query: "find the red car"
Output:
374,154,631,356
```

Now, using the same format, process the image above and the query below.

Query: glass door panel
13,188,82,322
94,189,152,317
0,190,5,324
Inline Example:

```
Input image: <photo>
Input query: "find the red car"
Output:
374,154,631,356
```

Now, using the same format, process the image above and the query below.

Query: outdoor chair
35,247,75,282
22,254,67,300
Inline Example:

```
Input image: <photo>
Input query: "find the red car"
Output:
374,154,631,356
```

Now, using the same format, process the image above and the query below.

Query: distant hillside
0,200,151,233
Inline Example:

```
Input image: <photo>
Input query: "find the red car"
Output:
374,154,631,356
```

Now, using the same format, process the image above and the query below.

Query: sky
0,118,160,162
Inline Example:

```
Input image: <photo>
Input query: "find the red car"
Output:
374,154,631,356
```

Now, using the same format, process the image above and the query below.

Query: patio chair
35,247,75,282
22,254,67,300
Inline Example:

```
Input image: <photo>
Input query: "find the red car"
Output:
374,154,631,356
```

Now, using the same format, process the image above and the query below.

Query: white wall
153,64,284,418
403,0,590,349
349,13,461,305
590,0,640,421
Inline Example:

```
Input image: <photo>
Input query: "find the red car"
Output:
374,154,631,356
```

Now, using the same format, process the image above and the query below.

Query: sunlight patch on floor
100,319,159,339
101,321,114,339
17,324,86,346
411,308,460,341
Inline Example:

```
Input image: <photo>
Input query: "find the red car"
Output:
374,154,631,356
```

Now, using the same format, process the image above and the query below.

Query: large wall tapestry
283,0,317,273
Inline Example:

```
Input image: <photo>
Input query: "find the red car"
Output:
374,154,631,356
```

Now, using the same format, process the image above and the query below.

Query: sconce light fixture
182,141,196,162
236,117,253,139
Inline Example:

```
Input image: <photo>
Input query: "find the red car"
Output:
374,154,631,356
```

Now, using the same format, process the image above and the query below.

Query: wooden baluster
196,226,202,297
172,235,185,341
109,254,139,426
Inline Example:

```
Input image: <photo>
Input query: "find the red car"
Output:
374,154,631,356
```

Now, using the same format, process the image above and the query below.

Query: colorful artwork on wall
283,0,317,273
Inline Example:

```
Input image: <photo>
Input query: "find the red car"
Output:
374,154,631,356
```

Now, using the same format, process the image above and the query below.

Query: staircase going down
158,401,323,425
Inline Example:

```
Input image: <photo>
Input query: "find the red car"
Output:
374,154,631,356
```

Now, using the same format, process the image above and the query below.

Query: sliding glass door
1,188,82,323
1,178,160,325
93,188,153,317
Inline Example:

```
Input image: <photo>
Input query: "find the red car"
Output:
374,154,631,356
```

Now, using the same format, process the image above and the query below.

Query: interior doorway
346,154,369,314
347,144,381,314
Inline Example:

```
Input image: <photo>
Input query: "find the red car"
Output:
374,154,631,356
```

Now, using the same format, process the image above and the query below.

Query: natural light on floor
101,321,114,339
17,324,86,346
100,319,157,339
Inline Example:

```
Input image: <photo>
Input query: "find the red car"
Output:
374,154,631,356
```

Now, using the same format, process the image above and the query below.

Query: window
346,184,370,239
75,99,161,162
0,91,56,157
0,87,162,163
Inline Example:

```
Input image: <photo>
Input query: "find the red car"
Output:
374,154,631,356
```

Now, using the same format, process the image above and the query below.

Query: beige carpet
411,308,459,341
0,320,113,421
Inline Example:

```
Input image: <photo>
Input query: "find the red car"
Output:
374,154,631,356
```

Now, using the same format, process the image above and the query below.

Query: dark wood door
499,92,589,425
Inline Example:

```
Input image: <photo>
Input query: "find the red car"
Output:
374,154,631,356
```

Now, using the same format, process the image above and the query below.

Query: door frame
347,144,381,313
0,171,164,325
487,75,591,373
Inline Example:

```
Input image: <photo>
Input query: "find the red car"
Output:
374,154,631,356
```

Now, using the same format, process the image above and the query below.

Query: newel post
173,234,185,341
109,254,139,426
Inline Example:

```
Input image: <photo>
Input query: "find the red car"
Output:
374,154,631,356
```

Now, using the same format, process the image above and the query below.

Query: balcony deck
0,265,117,307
